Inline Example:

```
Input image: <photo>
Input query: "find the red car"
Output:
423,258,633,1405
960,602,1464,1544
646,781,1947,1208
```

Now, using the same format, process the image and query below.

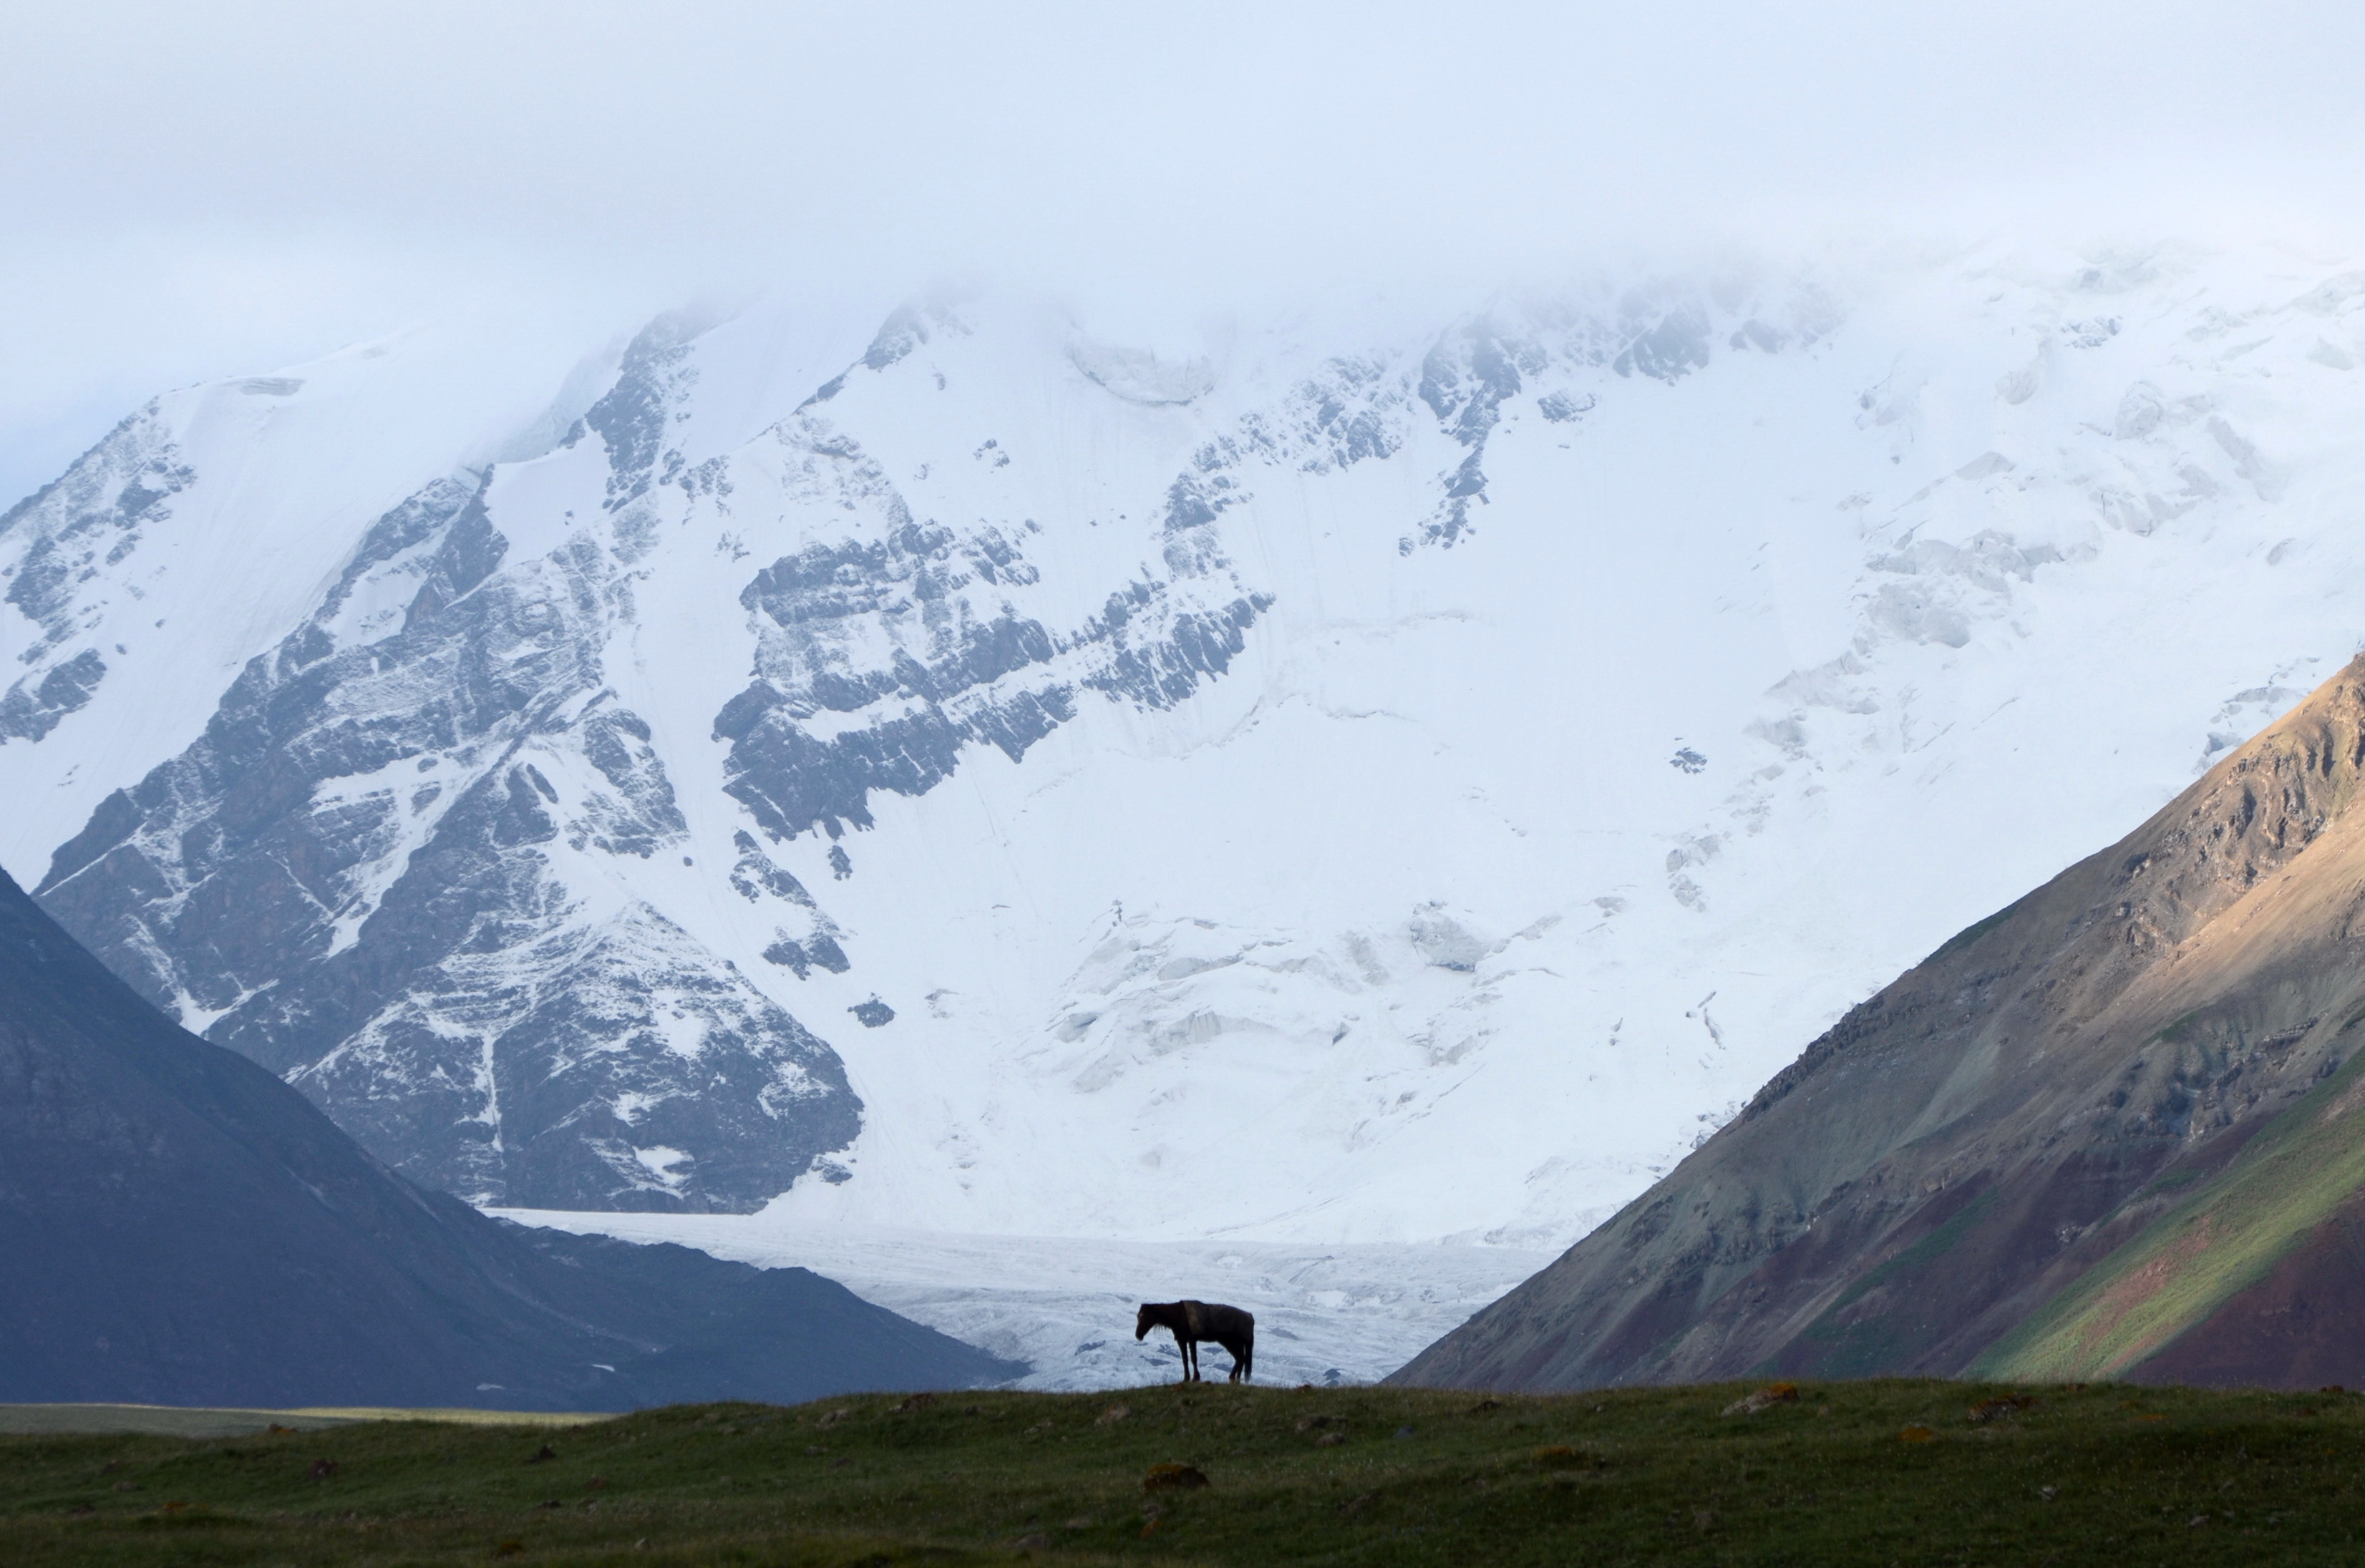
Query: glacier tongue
9,244,2365,1261
492,1210,1552,1391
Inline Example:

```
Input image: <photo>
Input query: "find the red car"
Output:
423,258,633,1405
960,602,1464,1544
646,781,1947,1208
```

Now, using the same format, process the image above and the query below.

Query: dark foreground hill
6,1382,2365,1565
0,865,1018,1408
1399,653,2365,1391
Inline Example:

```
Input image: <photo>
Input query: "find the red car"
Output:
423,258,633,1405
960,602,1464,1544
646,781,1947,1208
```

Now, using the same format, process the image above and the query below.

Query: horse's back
1192,1301,1254,1338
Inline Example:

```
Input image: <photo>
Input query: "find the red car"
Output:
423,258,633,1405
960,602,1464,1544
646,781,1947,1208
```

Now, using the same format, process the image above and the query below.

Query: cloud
5,0,2363,498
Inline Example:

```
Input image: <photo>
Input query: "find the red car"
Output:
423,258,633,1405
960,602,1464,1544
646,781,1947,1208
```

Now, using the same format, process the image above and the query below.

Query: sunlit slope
1979,1051,2365,1384
1400,653,2365,1390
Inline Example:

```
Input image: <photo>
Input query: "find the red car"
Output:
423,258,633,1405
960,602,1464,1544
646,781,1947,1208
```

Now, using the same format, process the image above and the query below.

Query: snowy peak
0,400,190,742
9,244,2365,1252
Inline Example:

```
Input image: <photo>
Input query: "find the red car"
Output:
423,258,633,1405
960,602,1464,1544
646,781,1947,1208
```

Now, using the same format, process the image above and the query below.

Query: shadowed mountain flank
1397,653,2365,1391
0,864,1019,1408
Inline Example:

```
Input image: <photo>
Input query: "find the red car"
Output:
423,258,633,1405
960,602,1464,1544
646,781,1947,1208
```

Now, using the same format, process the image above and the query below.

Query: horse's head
1135,1303,1154,1340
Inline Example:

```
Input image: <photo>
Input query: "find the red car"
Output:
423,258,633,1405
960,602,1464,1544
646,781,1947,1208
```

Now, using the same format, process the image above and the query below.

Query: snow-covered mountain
8,242,2365,1328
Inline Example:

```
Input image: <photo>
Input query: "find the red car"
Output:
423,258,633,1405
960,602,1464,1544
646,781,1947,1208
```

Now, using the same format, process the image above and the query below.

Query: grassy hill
9,1380,2365,1564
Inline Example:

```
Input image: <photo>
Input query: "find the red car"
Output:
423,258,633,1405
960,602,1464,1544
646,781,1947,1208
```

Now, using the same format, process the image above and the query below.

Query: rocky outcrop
0,402,188,740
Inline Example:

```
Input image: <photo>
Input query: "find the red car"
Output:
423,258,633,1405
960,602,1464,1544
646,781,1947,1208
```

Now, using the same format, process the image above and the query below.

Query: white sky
5,0,2363,502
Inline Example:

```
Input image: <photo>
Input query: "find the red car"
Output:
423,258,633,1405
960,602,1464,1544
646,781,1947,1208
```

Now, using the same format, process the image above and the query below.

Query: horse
1135,1300,1255,1383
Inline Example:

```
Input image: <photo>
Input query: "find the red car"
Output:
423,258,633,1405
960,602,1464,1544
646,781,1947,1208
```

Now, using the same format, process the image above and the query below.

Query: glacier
7,240,2365,1382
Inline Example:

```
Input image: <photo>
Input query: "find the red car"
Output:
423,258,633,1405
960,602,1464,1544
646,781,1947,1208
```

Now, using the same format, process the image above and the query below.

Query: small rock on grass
1533,1445,1606,1470
1095,1403,1130,1426
1144,1463,1209,1492
1722,1383,1800,1417
1968,1394,2038,1423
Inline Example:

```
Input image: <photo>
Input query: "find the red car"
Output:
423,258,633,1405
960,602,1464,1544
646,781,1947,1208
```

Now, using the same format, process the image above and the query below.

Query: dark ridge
0,863,1019,1407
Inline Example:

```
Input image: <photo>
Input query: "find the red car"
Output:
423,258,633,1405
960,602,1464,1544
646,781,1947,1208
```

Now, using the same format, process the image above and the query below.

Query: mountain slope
1394,653,2365,1390
0,861,1016,1406
9,245,2365,1262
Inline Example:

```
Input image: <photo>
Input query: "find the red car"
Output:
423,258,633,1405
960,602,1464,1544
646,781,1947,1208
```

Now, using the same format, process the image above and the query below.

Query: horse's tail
1242,1321,1254,1380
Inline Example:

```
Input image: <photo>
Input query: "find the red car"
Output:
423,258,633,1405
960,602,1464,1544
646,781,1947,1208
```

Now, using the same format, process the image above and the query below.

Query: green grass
1976,1053,2365,1383
0,1405,604,1440
10,1380,2365,1565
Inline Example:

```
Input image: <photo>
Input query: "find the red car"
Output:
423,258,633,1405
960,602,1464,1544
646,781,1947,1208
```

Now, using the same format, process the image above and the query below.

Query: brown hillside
1396,651,2365,1390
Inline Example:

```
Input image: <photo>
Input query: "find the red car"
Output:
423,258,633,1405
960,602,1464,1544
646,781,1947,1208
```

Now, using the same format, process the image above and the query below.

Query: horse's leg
1174,1328,1192,1384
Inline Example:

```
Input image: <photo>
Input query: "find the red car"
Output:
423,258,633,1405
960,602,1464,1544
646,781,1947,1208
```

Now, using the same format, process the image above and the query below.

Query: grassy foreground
7,1379,2365,1565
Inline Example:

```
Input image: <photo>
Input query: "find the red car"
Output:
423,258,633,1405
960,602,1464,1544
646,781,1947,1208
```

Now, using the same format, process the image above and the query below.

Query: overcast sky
5,0,2362,502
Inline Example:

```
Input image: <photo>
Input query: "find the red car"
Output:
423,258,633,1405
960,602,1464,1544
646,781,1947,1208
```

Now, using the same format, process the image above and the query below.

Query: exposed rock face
33,467,861,1212
0,861,1020,1407
1397,654,2365,1390
16,288,1757,1220
0,403,188,739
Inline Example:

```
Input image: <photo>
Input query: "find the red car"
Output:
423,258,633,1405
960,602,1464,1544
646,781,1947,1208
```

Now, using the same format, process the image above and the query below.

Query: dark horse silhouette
1135,1300,1255,1383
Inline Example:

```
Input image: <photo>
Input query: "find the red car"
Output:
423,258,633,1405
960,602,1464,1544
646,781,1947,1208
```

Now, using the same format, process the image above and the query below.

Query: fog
6,0,2361,501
